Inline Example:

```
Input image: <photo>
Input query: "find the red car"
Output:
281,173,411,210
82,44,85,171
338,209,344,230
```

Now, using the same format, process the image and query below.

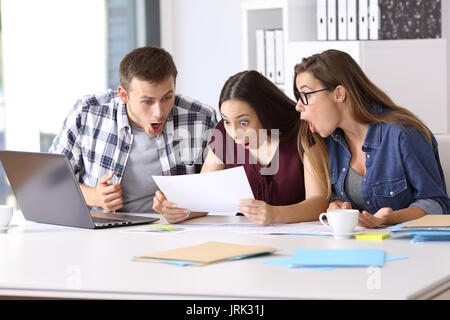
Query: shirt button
363,178,366,182
366,201,370,205
390,191,394,195
342,168,346,172
367,154,370,158
341,192,344,195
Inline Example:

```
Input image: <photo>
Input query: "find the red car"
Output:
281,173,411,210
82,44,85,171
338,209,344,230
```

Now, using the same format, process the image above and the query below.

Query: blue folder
263,248,387,269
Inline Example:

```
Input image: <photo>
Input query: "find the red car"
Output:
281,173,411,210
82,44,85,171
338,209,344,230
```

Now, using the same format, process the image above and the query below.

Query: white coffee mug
0,205,13,228
319,209,358,239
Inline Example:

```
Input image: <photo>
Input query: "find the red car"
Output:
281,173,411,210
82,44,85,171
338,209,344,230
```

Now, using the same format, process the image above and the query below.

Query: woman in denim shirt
294,49,450,228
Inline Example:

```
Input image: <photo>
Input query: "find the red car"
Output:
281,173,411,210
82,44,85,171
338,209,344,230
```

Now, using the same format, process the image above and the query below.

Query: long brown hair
294,49,433,198
219,70,300,141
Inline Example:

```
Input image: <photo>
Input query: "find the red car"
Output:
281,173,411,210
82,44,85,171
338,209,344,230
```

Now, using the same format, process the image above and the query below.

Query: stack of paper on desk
391,215,450,242
133,241,276,266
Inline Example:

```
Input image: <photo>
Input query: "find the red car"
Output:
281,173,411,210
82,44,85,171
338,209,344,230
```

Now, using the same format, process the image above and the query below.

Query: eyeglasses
294,87,332,105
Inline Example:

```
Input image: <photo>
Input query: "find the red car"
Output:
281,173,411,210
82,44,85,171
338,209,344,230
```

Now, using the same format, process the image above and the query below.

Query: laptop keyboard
92,217,132,226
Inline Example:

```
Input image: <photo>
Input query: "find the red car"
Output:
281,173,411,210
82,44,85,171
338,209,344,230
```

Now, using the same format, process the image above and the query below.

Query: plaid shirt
49,89,217,209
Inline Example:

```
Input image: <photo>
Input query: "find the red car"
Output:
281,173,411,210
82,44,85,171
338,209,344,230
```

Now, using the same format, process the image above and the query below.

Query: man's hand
94,172,123,212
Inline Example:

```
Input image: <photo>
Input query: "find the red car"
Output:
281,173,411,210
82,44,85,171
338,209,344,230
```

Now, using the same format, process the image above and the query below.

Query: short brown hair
119,46,178,91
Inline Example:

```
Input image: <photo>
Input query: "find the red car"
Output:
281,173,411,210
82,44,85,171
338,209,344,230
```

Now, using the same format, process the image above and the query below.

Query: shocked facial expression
295,71,341,138
220,99,266,150
118,76,176,137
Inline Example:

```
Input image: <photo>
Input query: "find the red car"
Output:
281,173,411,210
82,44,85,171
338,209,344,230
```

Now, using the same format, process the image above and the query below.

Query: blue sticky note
287,248,385,268
262,253,405,271
261,257,335,270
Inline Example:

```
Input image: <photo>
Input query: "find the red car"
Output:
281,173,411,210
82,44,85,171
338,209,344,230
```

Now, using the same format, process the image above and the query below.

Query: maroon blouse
208,120,305,206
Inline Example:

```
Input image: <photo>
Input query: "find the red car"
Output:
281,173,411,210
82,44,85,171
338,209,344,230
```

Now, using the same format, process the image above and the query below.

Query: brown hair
119,46,178,91
294,49,433,198
219,70,301,142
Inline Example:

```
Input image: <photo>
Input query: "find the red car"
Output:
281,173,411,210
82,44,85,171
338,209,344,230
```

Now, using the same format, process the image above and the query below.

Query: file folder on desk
134,241,277,266
338,0,347,40
391,215,450,242
316,0,327,40
358,0,369,40
327,0,337,41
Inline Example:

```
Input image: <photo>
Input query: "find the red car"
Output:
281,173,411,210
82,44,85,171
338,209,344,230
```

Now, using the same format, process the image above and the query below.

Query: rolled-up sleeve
409,199,443,214
400,129,450,214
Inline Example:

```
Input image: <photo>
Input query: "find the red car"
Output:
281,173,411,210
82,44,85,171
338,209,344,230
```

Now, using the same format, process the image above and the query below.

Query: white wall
163,0,450,131
1,0,107,151
161,0,246,112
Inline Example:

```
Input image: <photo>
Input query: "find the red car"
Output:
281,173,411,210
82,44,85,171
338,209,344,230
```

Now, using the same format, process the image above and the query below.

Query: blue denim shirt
326,120,450,215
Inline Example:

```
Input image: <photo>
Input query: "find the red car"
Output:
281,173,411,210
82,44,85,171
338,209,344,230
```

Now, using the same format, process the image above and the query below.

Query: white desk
0,211,449,300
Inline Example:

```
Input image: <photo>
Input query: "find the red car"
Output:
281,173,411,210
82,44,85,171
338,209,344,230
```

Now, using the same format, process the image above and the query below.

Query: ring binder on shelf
347,0,357,40
255,29,266,76
317,0,328,40
327,0,337,41
338,0,348,40
358,0,369,40
274,29,284,84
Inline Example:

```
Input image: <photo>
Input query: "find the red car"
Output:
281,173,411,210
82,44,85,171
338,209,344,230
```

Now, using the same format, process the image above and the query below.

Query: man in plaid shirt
50,46,217,213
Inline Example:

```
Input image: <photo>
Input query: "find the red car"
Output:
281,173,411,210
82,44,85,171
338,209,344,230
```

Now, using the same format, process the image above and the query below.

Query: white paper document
177,221,335,235
125,221,390,235
152,166,254,213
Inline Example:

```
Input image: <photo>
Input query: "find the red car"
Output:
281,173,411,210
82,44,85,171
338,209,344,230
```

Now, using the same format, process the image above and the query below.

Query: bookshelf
241,0,448,134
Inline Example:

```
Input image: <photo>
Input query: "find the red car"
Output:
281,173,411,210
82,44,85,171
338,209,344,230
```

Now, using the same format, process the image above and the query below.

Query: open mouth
235,140,251,150
150,122,163,133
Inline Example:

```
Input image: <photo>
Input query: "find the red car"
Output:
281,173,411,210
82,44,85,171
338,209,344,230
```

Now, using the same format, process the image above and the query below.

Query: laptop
0,150,159,229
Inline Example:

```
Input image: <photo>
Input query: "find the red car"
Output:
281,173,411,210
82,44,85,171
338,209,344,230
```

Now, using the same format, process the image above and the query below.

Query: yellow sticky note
356,233,391,240
144,224,184,231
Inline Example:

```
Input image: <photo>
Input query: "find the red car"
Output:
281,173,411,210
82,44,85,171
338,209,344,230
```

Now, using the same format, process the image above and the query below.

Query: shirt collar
329,102,384,150
362,102,384,150
362,122,382,150
117,99,131,132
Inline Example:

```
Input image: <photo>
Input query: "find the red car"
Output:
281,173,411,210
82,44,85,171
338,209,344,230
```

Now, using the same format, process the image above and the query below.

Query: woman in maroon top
154,71,329,225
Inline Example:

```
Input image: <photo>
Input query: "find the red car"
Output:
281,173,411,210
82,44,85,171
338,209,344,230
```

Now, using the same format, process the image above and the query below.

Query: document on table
125,221,387,235
152,166,254,213
176,221,376,235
